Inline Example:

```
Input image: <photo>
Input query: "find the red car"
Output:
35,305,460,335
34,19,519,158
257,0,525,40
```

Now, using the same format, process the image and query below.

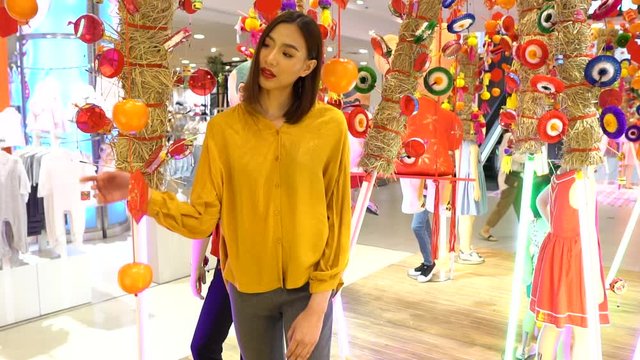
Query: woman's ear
301,59,318,77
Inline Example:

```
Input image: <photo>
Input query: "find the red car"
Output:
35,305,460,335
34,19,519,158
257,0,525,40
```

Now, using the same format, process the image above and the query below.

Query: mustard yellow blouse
147,102,351,294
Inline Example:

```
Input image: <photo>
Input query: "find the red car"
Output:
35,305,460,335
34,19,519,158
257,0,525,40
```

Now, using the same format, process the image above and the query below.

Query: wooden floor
204,249,640,360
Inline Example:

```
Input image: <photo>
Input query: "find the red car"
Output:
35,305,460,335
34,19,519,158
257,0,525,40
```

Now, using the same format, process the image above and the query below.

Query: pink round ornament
72,14,105,44
97,48,124,79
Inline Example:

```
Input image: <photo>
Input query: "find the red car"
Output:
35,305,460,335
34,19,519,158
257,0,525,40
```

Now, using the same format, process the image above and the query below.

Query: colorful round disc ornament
400,95,419,116
599,106,627,139
625,124,640,142
538,110,568,143
447,13,476,34
346,107,371,138
442,0,456,9
530,74,565,94
442,40,462,58
424,67,454,96
403,138,426,158
354,66,377,94
584,55,621,87
519,39,549,70
537,4,557,34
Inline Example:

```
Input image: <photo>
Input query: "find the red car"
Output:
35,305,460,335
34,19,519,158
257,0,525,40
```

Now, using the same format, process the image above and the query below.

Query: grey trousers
226,283,333,360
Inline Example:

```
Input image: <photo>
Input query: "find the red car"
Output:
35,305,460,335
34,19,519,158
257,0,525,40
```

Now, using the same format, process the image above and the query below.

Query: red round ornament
75,104,112,134
403,138,426,158
97,48,124,79
189,68,217,96
598,88,623,108
254,0,282,15
72,14,105,44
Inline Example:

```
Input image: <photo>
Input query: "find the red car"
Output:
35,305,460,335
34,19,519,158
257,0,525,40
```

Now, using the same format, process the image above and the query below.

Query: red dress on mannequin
529,170,610,328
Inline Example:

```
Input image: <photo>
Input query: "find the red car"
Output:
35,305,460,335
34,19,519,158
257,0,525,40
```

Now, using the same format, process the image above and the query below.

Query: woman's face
258,23,317,92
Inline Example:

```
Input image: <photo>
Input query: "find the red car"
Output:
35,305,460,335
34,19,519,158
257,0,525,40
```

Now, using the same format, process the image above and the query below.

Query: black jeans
191,260,242,360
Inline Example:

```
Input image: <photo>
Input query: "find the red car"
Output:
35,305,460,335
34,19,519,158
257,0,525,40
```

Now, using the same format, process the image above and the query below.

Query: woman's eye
283,52,293,58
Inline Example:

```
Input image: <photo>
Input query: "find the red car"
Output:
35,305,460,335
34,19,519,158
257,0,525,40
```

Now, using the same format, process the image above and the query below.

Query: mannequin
530,166,609,359
455,140,487,264
0,150,30,270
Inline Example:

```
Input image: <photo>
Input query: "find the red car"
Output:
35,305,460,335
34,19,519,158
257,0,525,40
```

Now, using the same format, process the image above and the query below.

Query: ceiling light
360,61,368,65
175,67,180,71
181,59,190,64
327,46,333,52
358,48,369,54
232,57,241,61
190,63,196,67
193,34,205,39
356,0,364,4
211,47,217,53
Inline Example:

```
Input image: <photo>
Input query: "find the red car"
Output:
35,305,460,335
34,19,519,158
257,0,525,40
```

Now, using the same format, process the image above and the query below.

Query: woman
83,11,351,360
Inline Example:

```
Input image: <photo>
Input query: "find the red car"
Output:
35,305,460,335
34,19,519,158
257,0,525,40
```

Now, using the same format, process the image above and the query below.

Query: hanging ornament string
123,6,137,263
337,5,341,58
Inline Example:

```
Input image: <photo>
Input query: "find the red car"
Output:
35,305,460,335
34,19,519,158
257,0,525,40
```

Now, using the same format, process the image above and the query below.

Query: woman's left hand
286,307,325,360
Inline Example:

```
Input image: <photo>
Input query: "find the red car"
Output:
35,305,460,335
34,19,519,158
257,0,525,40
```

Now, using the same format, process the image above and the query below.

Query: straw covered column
360,0,441,175
512,0,550,154
114,1,175,188
554,0,603,168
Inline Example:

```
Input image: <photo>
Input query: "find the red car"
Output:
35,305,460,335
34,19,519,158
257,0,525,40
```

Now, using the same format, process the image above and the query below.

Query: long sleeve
309,125,351,293
147,122,222,239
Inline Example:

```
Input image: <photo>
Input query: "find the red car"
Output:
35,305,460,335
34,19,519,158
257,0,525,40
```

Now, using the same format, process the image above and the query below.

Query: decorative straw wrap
512,0,549,154
553,0,603,169
114,0,175,189
456,43,482,141
360,0,441,175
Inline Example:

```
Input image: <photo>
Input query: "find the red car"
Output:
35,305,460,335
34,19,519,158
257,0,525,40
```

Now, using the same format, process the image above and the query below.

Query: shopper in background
405,179,437,283
82,11,351,360
479,132,524,242
190,225,241,360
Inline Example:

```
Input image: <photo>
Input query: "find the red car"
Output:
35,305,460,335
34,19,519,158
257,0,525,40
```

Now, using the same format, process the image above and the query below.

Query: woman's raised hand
81,170,131,204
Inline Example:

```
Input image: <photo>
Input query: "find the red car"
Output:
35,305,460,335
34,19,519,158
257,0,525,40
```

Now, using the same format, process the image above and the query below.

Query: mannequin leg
69,204,87,247
518,311,537,358
570,327,592,360
458,215,476,253
624,164,636,187
536,324,562,359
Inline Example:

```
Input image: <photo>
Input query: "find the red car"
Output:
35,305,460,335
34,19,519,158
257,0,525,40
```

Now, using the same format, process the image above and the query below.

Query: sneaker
455,250,485,264
416,263,436,283
407,263,427,278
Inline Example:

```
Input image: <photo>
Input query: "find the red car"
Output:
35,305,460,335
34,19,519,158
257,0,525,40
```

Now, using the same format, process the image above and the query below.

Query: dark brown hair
243,11,323,125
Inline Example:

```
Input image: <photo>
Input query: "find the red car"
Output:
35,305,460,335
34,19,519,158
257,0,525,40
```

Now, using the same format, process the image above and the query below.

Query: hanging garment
38,150,96,247
0,107,26,148
0,151,30,257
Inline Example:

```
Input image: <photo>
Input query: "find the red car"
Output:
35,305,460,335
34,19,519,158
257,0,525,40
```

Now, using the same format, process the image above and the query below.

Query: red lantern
4,0,38,23
321,58,358,95
75,104,112,134
189,68,217,96
254,0,282,15
113,99,149,133
97,48,124,79
118,262,153,295
72,14,105,44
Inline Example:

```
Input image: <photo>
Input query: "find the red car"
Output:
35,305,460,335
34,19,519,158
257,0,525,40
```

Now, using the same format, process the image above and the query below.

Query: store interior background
0,0,639,359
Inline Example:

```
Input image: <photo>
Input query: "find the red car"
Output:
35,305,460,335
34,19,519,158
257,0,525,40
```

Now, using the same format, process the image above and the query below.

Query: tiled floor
1,181,639,359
